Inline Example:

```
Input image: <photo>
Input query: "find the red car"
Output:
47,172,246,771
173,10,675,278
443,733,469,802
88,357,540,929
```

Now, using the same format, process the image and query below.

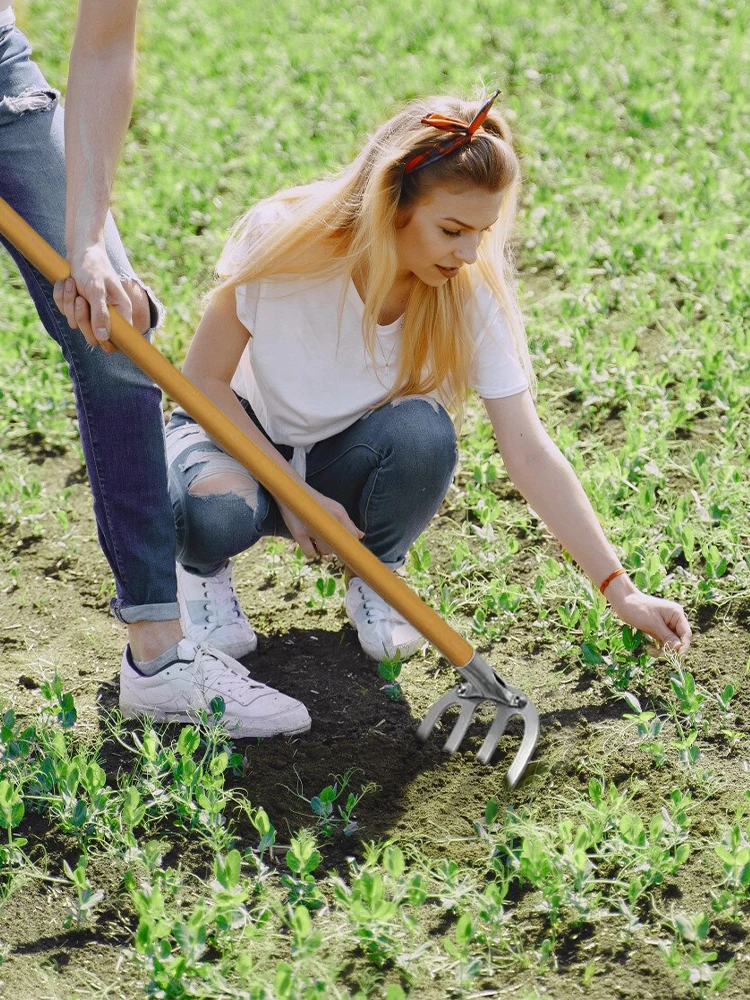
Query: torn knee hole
188,472,259,506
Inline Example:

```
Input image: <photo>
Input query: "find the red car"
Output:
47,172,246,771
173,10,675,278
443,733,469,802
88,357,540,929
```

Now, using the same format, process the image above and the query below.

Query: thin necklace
378,332,398,376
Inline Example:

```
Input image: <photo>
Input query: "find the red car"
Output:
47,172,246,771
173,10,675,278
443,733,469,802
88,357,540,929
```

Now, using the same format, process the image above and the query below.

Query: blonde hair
212,92,535,411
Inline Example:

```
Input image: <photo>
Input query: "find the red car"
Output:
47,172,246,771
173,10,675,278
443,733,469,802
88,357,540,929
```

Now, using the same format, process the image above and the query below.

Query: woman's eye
442,229,462,238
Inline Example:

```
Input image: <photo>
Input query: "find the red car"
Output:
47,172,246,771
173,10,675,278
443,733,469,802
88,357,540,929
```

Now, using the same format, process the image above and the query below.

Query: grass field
0,0,749,997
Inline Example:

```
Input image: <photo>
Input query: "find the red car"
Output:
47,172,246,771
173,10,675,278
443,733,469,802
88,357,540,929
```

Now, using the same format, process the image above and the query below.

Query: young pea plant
306,571,338,609
62,853,105,930
622,692,667,766
711,820,750,920
659,910,735,998
281,829,325,910
378,654,403,701
307,769,377,838
443,912,483,989
0,776,27,879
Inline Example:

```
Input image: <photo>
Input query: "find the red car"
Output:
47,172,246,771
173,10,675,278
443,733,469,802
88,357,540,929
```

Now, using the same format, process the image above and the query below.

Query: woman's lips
437,265,460,277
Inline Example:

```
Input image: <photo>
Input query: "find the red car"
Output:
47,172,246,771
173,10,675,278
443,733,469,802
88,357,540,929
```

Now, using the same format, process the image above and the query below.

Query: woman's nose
455,237,480,264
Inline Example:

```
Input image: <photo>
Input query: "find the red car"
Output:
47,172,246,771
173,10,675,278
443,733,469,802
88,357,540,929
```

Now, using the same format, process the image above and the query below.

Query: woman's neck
352,266,415,326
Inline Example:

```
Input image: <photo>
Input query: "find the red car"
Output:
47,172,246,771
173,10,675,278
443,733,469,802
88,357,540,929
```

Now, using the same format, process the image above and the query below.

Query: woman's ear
394,204,413,230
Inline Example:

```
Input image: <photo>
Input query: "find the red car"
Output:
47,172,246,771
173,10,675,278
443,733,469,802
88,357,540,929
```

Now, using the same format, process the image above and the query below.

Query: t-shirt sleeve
235,281,261,335
223,200,287,336
469,284,529,398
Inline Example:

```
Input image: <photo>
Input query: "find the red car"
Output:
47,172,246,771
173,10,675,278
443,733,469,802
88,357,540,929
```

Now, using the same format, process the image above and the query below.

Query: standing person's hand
52,242,150,353
279,487,364,559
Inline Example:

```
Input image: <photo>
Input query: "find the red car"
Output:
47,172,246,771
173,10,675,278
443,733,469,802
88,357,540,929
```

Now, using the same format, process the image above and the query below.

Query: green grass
0,0,749,996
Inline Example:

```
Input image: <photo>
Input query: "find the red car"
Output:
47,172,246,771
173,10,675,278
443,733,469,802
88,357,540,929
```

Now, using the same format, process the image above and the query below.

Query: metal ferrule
457,652,527,709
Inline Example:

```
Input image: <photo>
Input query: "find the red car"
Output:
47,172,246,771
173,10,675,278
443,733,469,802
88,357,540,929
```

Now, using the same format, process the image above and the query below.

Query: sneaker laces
187,641,266,695
356,581,407,627
200,565,245,627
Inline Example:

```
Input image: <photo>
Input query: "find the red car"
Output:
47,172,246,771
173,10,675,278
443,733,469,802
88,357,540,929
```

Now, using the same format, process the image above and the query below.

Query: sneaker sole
119,700,311,738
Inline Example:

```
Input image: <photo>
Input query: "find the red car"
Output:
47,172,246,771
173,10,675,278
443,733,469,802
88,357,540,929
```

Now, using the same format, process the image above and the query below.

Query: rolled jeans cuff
110,599,181,624
125,273,166,333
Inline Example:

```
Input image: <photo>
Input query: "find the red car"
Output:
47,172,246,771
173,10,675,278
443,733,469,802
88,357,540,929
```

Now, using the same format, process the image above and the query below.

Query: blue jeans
165,396,458,575
0,25,179,623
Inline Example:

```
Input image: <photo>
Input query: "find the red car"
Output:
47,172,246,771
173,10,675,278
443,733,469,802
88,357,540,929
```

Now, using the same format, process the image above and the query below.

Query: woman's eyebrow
440,216,498,230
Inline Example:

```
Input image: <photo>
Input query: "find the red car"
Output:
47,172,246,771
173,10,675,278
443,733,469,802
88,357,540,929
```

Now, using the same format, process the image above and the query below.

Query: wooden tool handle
0,196,476,668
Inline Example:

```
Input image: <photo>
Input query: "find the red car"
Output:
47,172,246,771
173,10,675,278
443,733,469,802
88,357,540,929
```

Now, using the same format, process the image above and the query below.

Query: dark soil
1,443,748,999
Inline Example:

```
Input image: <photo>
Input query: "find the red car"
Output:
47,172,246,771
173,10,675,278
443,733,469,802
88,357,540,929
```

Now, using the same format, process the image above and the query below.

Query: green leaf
216,849,241,889
455,912,473,945
384,845,405,878
274,961,293,999
581,643,603,665
485,797,499,826
177,726,200,757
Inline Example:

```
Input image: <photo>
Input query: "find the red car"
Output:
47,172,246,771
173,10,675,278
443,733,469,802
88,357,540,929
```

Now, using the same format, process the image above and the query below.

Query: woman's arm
483,390,692,652
181,285,363,557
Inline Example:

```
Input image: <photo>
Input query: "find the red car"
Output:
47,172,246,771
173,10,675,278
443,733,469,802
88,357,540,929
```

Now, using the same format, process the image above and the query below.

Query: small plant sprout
306,769,376,838
306,571,338,608
282,830,324,910
378,655,403,701
62,853,104,929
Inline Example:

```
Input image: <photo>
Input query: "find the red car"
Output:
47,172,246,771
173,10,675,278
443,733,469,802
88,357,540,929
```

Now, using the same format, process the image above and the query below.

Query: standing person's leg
305,395,458,660
0,26,311,737
0,24,180,652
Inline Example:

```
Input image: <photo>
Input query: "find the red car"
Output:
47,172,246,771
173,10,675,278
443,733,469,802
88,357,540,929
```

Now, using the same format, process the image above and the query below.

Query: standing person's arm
484,390,692,652
54,0,147,350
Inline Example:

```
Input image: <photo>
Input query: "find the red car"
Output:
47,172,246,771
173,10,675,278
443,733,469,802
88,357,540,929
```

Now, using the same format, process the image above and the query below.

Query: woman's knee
377,395,457,472
170,449,267,565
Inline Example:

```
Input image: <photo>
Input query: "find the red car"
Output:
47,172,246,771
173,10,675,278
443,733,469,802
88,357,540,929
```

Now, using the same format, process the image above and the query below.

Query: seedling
378,656,403,701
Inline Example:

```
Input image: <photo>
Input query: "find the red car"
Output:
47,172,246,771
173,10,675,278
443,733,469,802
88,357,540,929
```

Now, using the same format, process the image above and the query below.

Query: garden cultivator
0,196,540,788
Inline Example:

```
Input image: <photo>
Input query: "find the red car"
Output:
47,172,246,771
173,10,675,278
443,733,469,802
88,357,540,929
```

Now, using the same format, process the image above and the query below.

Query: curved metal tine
475,699,540,788
443,700,478,754
416,686,461,743
477,705,516,765
505,701,540,789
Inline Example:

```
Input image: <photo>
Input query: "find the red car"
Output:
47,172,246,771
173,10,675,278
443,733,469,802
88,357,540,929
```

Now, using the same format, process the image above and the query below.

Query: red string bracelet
600,567,628,595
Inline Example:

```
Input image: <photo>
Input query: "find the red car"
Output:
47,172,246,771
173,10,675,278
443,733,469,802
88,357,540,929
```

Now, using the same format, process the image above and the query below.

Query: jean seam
170,474,190,566
360,465,382,537
306,441,384,480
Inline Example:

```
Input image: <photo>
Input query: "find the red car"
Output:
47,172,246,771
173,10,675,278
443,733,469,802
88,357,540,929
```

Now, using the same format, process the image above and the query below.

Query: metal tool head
416,652,539,788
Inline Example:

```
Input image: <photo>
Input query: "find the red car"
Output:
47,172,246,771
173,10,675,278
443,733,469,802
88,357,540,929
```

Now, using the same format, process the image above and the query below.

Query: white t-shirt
0,4,15,28
227,204,529,467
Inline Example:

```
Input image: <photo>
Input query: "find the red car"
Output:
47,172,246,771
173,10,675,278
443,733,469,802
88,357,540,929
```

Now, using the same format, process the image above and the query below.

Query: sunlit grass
0,0,748,995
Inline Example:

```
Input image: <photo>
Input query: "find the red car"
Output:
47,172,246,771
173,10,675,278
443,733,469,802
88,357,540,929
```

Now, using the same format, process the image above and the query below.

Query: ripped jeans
165,396,458,576
0,24,179,623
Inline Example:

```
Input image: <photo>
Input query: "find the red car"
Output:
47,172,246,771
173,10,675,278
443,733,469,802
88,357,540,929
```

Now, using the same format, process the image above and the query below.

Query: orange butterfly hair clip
403,89,501,175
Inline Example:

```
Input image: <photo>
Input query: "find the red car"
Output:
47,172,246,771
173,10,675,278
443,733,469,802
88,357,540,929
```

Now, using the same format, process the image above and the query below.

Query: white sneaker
177,560,257,659
345,577,427,662
119,639,311,737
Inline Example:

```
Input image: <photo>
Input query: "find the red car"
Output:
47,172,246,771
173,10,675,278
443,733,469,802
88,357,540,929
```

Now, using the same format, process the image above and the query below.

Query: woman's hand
279,487,364,559
607,585,692,655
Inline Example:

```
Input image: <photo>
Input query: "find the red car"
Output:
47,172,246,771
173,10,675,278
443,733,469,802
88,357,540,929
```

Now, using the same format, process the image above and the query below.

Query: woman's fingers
645,604,692,655
329,501,364,539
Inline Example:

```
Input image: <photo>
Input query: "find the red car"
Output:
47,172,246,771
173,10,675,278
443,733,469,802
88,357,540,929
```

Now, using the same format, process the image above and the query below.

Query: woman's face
394,184,503,286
